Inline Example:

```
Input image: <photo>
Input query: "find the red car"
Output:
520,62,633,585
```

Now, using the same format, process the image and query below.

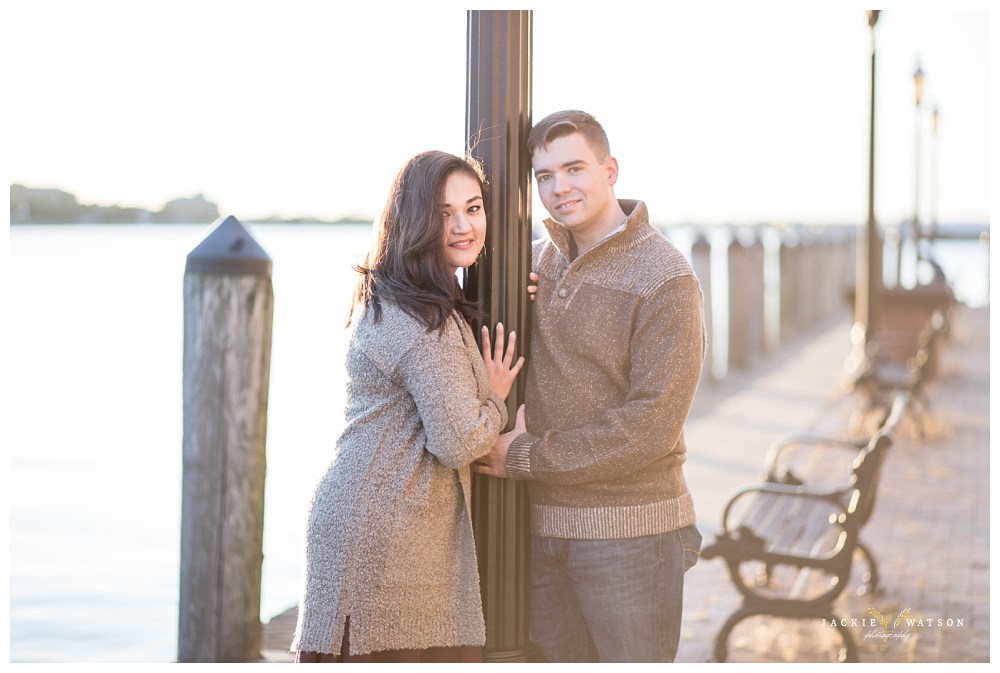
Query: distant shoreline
9,185,987,235
9,218,372,226
9,183,372,226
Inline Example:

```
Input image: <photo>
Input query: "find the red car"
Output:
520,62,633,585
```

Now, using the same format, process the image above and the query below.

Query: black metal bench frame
700,392,910,663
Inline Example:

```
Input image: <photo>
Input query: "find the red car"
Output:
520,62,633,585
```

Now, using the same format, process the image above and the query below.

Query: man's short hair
527,110,611,162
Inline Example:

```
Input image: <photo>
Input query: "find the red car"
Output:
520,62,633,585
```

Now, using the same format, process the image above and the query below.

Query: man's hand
527,271,539,302
473,405,526,478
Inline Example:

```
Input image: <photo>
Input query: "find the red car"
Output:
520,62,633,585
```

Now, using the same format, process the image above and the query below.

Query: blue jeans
529,526,703,663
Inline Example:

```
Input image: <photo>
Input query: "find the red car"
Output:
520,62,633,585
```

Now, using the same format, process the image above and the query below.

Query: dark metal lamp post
850,9,882,368
464,9,533,663
912,62,925,263
929,105,939,244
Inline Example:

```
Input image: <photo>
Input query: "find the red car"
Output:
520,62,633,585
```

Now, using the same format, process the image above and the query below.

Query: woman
291,151,524,662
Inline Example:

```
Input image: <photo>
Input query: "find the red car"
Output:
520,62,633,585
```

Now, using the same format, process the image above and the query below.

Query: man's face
531,132,618,237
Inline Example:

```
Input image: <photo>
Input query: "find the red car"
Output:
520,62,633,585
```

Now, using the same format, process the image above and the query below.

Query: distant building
9,184,220,224
81,204,156,224
10,184,80,223
157,193,219,224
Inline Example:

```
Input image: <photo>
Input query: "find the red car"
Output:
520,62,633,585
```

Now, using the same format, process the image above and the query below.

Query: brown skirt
295,616,483,663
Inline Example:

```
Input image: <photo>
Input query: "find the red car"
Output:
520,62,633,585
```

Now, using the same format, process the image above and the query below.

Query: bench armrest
764,433,867,483
719,482,850,535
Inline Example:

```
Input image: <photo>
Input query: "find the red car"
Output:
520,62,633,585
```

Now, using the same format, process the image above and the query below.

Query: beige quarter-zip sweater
292,301,507,656
505,200,706,539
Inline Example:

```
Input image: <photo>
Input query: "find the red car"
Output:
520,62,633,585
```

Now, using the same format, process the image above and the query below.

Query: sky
4,0,994,228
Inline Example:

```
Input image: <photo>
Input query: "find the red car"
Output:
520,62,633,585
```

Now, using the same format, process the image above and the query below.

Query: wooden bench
847,309,947,435
700,392,910,663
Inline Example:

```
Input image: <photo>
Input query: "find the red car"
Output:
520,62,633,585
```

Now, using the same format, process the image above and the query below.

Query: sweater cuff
505,433,538,480
487,392,509,428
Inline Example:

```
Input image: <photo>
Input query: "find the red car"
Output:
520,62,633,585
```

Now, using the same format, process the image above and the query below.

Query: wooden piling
820,231,839,319
840,228,858,313
796,230,820,331
727,233,749,370
747,232,767,356
778,230,801,344
727,229,764,370
690,233,714,384
179,215,273,663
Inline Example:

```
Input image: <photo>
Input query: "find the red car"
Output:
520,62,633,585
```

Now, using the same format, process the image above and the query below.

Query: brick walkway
677,305,989,663
262,306,989,664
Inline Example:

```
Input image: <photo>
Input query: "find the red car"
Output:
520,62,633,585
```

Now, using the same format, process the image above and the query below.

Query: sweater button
557,287,569,298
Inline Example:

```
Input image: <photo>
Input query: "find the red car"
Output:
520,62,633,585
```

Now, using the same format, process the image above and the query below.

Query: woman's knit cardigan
291,301,507,656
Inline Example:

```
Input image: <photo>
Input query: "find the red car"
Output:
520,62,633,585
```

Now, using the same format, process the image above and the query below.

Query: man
472,110,706,663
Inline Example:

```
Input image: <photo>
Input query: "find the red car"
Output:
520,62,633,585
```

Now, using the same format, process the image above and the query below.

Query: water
9,223,374,663
885,233,990,305
8,222,988,663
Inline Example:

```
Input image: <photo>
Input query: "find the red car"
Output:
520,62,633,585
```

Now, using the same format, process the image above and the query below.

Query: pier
229,8,991,662
259,300,988,663
7,6,990,665
678,303,988,662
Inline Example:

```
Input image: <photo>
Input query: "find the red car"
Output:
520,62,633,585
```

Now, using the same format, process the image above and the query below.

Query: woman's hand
482,322,525,400
527,271,538,302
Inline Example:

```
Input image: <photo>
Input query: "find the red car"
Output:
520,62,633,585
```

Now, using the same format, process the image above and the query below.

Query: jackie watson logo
822,607,966,642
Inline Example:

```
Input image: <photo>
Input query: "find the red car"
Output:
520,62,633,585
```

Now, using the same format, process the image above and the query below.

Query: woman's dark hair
347,150,487,332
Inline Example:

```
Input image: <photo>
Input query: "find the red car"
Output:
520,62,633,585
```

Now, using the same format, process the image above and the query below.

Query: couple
291,110,706,663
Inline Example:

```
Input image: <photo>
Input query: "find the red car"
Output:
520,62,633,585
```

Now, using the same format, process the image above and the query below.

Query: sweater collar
542,199,650,262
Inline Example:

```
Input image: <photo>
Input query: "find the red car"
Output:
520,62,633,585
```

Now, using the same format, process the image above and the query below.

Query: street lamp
465,10,533,662
912,62,925,261
930,105,939,244
850,9,881,370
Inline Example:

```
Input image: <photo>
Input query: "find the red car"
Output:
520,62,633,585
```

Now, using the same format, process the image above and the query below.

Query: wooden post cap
185,215,272,276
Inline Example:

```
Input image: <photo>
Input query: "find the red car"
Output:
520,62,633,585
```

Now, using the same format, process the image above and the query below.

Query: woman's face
441,171,487,269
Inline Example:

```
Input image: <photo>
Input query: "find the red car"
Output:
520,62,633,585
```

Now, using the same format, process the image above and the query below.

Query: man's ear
605,156,620,186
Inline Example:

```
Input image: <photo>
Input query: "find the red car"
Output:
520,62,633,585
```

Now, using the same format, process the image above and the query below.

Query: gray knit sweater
505,200,705,539
291,301,508,656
